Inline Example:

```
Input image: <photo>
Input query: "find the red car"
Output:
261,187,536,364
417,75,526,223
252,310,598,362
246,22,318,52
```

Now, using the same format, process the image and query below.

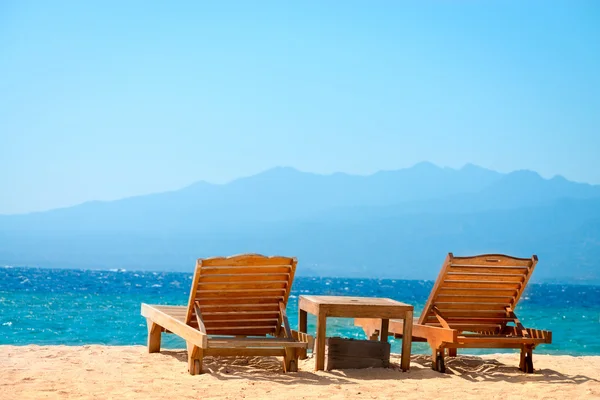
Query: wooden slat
201,319,278,328
436,295,514,303
200,311,280,321
450,254,533,267
448,266,529,274
197,304,280,313
201,254,295,267
198,273,290,283
195,297,283,305
438,288,518,297
432,323,501,330
196,289,287,297
457,336,544,345
204,348,286,357
206,325,275,330
446,273,525,282
196,282,287,291
185,259,205,324
434,302,509,310
205,327,275,335
208,337,306,348
426,310,508,317
200,266,292,275
442,281,522,289
425,316,514,323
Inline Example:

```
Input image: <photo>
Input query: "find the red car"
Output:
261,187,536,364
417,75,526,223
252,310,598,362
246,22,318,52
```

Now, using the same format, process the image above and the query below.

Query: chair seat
207,337,308,348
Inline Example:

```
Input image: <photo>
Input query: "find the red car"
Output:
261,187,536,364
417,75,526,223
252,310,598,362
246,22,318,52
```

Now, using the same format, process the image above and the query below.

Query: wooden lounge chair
141,254,310,375
355,253,552,373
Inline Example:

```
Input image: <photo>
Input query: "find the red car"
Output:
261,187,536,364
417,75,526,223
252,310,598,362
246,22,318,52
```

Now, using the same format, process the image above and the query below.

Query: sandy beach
1,346,598,399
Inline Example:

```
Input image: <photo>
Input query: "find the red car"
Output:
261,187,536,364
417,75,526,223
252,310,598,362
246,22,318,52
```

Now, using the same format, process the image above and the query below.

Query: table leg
298,309,308,359
380,319,389,342
401,310,413,371
315,312,327,371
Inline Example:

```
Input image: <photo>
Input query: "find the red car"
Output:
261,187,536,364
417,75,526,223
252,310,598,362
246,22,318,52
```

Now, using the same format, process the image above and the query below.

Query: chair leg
519,345,534,373
146,320,161,353
431,348,446,373
519,345,526,371
283,347,298,372
186,342,203,375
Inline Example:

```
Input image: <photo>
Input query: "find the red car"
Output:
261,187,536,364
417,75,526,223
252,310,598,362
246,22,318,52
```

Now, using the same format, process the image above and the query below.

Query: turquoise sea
1,267,599,355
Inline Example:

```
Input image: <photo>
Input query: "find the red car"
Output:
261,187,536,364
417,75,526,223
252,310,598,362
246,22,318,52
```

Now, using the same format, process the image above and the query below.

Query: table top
299,295,413,318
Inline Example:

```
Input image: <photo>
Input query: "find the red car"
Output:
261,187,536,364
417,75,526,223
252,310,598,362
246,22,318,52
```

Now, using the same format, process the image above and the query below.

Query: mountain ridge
1,162,599,282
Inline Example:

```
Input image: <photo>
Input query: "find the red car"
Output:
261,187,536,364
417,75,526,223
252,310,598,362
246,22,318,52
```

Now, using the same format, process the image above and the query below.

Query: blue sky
1,1,599,214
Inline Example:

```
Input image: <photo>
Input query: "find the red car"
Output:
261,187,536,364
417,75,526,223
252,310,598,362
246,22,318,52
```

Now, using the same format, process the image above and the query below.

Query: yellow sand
1,345,598,399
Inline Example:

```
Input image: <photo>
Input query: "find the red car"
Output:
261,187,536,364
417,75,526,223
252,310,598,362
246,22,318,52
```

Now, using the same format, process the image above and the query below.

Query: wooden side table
298,295,413,371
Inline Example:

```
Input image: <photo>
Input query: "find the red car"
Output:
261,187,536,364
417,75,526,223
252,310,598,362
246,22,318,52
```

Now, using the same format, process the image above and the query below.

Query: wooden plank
354,318,458,345
198,273,290,283
315,312,327,371
431,307,450,329
208,338,307,348
186,342,203,375
200,319,278,328
434,302,509,310
319,304,413,319
380,319,389,342
457,336,546,345
425,316,514,323
513,255,538,306
197,304,281,312
426,309,508,316
201,311,280,321
195,297,283,305
196,289,287,297
448,266,529,274
146,320,161,353
196,282,288,291
185,259,205,324
284,258,298,307
438,288,518,296
204,348,286,357
279,302,292,339
434,323,502,331
442,281,522,289
501,327,552,342
417,253,454,325
450,254,534,267
193,302,207,334
401,310,413,372
201,254,295,267
445,342,533,349
200,266,292,275
141,303,207,348
206,327,275,335
435,295,515,303
291,330,314,351
298,310,308,359
445,273,525,282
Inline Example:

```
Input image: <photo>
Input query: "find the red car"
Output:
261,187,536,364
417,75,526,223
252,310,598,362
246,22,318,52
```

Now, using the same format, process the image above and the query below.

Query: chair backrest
418,253,538,333
185,254,297,336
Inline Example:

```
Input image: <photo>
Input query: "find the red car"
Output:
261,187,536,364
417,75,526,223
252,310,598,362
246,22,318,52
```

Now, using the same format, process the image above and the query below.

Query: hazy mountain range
1,162,599,283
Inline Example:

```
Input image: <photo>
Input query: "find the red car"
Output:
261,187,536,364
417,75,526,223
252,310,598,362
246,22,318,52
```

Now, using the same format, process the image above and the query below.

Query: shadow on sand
410,354,599,385
161,350,598,386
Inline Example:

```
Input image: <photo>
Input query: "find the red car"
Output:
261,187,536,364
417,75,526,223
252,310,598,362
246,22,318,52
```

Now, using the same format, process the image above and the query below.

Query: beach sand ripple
1,345,599,399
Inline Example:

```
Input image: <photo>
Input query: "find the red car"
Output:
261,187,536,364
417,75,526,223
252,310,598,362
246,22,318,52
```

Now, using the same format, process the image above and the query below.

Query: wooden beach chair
141,254,310,375
355,253,552,373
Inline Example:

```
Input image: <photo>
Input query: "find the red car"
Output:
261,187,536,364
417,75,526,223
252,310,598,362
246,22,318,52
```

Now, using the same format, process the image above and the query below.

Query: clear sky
1,1,599,214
